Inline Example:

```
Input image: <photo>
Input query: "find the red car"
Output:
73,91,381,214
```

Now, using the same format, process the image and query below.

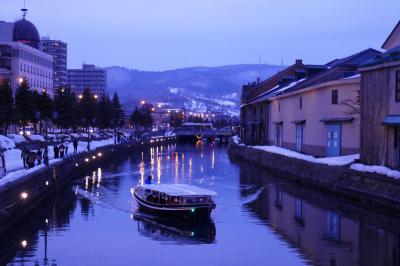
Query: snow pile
27,135,46,142
7,134,27,144
350,163,400,179
0,158,62,187
0,135,16,150
232,135,240,144
252,145,359,166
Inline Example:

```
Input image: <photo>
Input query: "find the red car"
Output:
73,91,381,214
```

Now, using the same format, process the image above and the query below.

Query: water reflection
0,187,77,265
133,213,216,244
240,161,400,266
2,143,400,265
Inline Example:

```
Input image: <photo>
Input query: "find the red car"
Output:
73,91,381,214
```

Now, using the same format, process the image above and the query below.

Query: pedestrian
36,149,42,164
43,147,49,166
65,142,69,155
21,147,28,169
73,139,78,153
59,143,65,158
0,149,6,177
27,151,36,169
53,145,59,159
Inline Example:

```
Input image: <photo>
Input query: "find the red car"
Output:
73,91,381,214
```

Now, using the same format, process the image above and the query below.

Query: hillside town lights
97,152,102,157
94,94,98,99
85,158,89,162
141,100,145,105
92,156,96,159
45,181,49,186
79,94,83,99
75,163,79,167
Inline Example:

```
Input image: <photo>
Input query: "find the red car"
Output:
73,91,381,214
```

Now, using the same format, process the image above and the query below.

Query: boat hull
134,193,214,220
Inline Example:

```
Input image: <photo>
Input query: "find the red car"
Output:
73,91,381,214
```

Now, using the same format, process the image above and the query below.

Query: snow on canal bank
0,137,115,187
252,145,359,166
234,142,400,180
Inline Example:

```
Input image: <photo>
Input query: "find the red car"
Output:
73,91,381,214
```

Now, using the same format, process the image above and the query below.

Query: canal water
1,142,400,265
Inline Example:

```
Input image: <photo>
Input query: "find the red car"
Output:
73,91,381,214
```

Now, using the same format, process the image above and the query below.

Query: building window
299,97,303,109
396,71,400,102
331,90,338,105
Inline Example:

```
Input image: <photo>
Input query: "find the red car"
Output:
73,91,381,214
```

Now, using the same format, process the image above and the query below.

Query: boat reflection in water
132,212,216,243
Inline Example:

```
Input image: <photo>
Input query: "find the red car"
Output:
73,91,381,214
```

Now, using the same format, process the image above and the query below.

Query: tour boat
132,184,217,220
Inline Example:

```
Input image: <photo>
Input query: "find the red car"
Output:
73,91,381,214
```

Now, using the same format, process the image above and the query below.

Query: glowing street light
20,192,28,200
79,94,83,99
18,77,24,84
94,94,98,99
141,100,145,105
21,240,27,248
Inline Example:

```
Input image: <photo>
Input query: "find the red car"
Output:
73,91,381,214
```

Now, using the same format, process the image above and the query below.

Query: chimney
256,77,260,85
295,59,303,65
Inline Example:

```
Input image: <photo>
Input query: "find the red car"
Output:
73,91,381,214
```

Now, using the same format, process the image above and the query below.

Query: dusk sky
1,0,399,71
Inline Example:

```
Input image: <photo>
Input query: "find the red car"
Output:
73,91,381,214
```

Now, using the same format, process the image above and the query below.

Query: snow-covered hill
106,64,285,114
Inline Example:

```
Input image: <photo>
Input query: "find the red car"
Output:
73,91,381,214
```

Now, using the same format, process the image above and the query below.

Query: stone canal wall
228,143,400,214
0,138,175,234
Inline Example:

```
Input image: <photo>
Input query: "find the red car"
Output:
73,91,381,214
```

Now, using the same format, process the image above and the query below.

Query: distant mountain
105,64,285,114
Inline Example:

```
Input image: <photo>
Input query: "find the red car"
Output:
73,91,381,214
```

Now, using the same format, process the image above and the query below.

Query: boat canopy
140,184,217,197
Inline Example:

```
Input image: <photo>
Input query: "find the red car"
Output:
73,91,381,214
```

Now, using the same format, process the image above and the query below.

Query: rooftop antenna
21,0,28,19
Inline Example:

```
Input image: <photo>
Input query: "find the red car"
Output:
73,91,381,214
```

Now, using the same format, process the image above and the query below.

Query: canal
1,142,400,265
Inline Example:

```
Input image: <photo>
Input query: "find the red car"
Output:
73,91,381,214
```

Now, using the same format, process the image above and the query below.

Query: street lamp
141,100,145,105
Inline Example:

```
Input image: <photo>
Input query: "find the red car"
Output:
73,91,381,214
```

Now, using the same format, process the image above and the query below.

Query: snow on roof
140,184,217,196
269,78,307,97
342,73,361,80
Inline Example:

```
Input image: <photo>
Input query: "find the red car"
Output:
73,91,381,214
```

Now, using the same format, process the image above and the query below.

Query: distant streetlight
141,100,145,105
151,107,155,112
79,94,83,99
18,77,24,84
94,94,98,99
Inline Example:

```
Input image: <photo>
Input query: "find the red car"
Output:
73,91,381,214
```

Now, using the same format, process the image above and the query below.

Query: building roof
278,48,380,95
247,48,380,103
382,20,400,50
13,19,40,49
360,45,400,68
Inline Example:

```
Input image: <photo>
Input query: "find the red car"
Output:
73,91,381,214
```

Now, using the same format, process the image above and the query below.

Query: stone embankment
228,143,400,214
0,138,175,234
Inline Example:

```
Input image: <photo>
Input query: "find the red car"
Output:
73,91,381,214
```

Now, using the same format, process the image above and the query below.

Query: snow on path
252,145,359,166
0,137,115,188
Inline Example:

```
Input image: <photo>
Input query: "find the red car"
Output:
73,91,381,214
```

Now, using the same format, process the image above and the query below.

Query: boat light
21,192,28,200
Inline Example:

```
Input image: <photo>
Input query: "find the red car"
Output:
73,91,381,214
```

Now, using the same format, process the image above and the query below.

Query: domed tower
13,8,40,49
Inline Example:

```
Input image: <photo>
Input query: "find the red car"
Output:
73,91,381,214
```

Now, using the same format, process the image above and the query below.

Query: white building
68,64,107,97
0,13,53,96
41,38,67,90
